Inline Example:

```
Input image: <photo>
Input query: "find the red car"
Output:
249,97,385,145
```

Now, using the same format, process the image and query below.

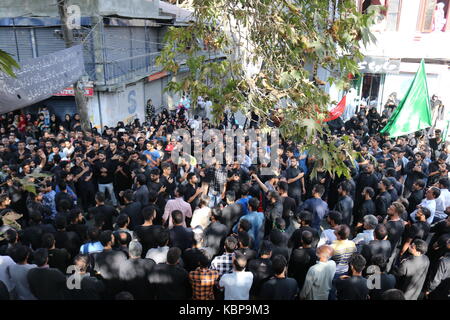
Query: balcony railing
91,49,225,88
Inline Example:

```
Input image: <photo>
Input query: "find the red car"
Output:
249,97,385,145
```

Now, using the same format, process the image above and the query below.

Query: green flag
380,59,432,138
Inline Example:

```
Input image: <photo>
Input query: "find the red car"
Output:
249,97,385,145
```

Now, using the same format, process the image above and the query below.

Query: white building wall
89,81,146,128
144,79,164,112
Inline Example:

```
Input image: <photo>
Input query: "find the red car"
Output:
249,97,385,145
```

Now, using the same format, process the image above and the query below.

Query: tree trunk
57,0,90,131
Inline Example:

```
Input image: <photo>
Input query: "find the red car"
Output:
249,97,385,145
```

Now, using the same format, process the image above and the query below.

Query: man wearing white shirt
63,140,75,159
189,115,201,130
0,254,15,294
318,211,341,247
353,214,378,247
300,245,336,300
219,251,253,300
204,97,213,119
435,178,450,222
410,187,439,224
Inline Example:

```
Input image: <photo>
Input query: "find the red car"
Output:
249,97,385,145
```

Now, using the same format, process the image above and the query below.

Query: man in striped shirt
330,225,357,276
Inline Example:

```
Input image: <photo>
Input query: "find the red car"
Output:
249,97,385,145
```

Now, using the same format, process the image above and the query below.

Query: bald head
316,245,334,261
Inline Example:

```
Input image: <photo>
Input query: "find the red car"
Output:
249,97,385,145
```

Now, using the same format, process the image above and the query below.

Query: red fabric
322,95,347,122
258,192,263,212
18,115,27,133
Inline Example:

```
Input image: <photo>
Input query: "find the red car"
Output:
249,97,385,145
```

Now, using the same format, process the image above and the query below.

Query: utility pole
57,0,90,131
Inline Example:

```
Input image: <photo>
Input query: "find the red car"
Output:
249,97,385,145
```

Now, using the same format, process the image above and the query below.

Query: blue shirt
48,151,67,162
236,196,252,217
298,151,309,175
55,185,77,202
236,211,265,250
43,190,57,219
300,197,329,230
143,150,161,167
80,241,103,254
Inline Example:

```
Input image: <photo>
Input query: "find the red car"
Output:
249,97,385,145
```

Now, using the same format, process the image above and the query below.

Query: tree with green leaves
0,49,20,77
157,0,378,178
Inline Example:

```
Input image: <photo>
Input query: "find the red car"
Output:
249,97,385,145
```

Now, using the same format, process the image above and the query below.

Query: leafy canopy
157,0,377,178
0,49,20,78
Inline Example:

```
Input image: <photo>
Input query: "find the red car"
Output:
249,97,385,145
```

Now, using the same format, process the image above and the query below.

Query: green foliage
15,172,52,195
0,49,20,77
157,0,376,178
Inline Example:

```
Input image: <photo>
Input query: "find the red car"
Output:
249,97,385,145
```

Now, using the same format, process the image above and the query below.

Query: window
360,0,402,31
418,0,450,32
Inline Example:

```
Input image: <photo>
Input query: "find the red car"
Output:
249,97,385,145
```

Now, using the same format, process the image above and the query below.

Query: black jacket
147,263,192,300
27,267,67,300
120,202,142,231
407,189,424,213
88,205,117,231
334,196,354,226
375,191,392,218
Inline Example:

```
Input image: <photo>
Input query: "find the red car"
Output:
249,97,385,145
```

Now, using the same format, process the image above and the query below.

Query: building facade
0,0,198,128
350,0,450,128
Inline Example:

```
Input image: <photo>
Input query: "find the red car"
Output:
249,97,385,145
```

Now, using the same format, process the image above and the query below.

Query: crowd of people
0,100,448,301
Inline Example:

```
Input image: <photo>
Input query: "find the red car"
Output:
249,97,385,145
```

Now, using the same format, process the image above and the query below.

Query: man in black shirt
204,209,229,257
359,187,376,221
285,157,304,206
88,192,117,231
147,168,163,195
221,191,243,234
235,231,258,262
169,210,193,252
354,163,379,219
288,230,316,291
247,240,274,299
260,255,298,300
119,240,155,300
407,180,425,213
182,232,211,272
184,172,203,212
334,181,354,226
133,174,150,207
427,153,450,186
66,208,88,244
400,207,431,257
134,206,164,258
385,147,404,181
385,201,407,248
392,239,430,300
288,211,320,249
147,247,192,300
21,211,56,250
334,253,369,300
41,233,71,274
120,189,142,231
277,181,296,229
94,151,118,206
361,224,392,264
27,248,67,300
68,254,105,300
366,254,396,300
55,181,76,213
375,178,392,222
94,231,128,299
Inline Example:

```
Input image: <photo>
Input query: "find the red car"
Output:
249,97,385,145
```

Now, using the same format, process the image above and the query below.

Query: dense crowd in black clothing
0,102,448,301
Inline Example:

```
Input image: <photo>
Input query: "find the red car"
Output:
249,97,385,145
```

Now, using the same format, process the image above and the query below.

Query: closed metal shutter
104,26,132,81
131,27,148,74
75,33,96,81
25,97,77,121
0,27,19,59
35,27,66,57
15,28,33,61
146,27,158,53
